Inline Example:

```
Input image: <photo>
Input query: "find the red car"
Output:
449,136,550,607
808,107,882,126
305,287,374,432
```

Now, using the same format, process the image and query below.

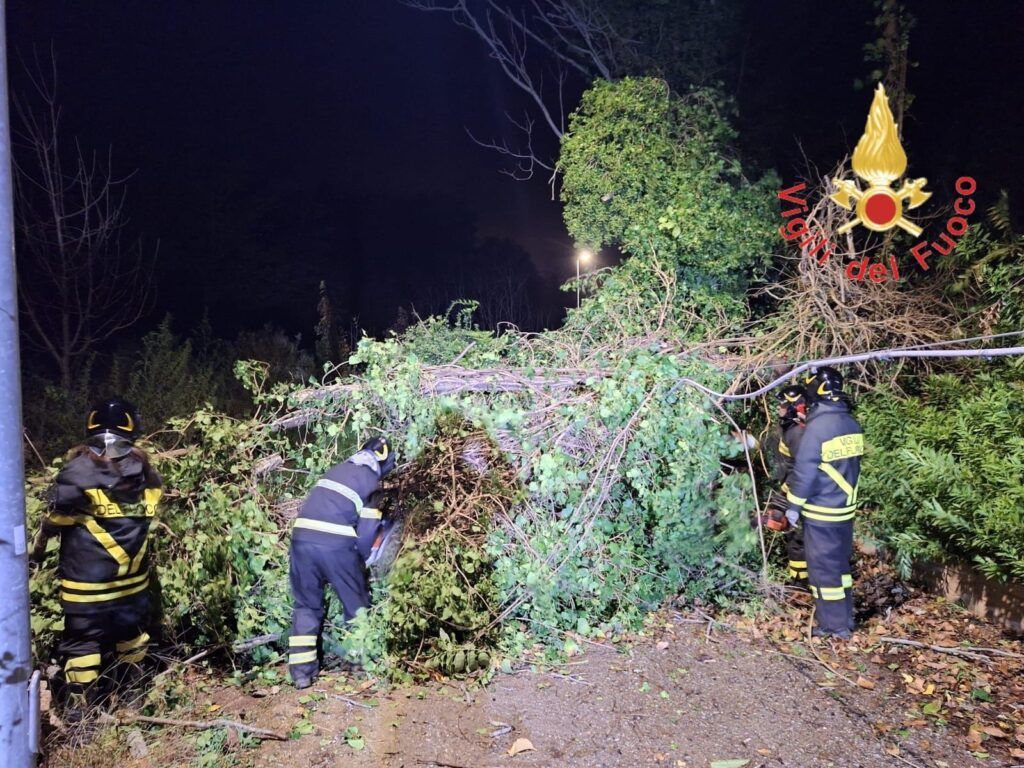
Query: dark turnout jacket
774,421,806,493
785,401,863,524
44,451,163,612
292,457,383,559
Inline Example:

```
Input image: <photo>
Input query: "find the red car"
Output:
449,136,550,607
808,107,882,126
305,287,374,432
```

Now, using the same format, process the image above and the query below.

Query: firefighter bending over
784,367,863,639
287,436,396,689
30,398,163,721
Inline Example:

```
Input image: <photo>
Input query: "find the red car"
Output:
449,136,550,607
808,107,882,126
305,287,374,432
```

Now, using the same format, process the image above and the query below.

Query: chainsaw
760,491,792,532
366,510,404,579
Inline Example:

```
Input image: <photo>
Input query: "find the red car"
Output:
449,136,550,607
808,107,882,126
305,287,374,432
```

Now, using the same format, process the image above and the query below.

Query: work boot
811,626,852,640
292,674,314,690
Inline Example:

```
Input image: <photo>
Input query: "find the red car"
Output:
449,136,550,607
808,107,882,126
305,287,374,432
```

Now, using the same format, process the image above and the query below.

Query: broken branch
116,713,286,741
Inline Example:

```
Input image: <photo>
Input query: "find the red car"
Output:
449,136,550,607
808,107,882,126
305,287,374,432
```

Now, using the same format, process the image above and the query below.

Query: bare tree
404,0,623,180
14,53,155,389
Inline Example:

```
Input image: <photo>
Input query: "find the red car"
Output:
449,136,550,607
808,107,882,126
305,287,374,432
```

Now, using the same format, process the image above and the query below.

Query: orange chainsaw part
762,507,790,532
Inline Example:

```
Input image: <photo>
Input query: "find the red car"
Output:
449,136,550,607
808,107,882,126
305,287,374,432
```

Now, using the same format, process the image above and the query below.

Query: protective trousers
288,538,370,682
803,519,854,635
58,598,150,710
787,524,807,582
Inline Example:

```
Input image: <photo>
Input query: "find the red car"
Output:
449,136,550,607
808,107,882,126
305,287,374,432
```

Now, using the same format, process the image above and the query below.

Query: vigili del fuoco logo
778,84,977,283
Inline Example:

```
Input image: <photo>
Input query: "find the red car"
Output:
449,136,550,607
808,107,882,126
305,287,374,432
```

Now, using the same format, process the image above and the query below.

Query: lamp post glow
575,249,592,308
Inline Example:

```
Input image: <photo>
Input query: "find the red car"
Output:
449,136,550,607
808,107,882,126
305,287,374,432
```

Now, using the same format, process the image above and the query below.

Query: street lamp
576,249,593,308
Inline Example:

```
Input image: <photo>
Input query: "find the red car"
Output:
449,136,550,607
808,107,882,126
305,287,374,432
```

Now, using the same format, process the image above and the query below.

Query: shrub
858,365,1024,581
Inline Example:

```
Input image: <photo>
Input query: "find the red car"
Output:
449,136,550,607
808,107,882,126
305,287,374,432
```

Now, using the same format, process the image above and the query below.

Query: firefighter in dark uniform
30,398,163,718
774,385,808,586
784,367,862,639
287,436,396,688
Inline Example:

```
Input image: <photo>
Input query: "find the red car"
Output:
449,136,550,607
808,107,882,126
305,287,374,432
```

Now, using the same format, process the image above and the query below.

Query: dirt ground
241,622,1005,768
44,593,1024,768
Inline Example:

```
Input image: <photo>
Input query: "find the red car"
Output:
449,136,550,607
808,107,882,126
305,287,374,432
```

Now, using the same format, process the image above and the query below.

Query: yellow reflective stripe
289,635,317,647
288,651,317,664
820,586,846,600
61,570,149,591
79,515,132,576
803,510,855,523
789,560,808,569
65,654,101,670
85,488,124,516
61,579,149,603
788,569,808,579
45,513,78,526
84,488,159,518
315,479,363,512
818,462,855,505
293,518,356,537
130,536,149,575
66,669,100,683
778,440,791,457
809,585,819,598
781,482,790,494
360,508,382,520
119,650,146,664
842,574,853,588
116,632,150,653
785,492,807,506
803,502,856,514
821,433,864,462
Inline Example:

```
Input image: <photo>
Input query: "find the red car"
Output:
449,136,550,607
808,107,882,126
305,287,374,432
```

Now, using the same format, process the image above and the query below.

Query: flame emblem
831,84,931,236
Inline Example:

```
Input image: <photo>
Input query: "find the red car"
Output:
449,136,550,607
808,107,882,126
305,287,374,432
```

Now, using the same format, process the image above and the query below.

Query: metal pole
0,0,35,762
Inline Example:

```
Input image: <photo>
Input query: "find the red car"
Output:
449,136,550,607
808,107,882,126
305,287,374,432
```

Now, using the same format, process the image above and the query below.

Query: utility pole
0,0,36,763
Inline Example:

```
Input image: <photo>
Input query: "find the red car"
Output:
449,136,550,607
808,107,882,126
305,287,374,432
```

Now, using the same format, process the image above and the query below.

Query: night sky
7,1,1023,340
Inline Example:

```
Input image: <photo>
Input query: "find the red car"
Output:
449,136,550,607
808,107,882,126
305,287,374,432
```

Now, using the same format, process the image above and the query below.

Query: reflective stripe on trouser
786,522,807,579
803,518,855,634
58,597,150,705
288,538,370,682
115,631,150,664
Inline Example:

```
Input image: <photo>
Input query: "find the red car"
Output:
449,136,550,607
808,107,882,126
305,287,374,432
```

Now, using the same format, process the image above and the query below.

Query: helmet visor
86,431,134,460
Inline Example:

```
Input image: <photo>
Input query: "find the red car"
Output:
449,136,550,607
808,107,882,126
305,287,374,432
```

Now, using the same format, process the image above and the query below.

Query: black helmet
86,398,141,440
775,384,807,427
361,436,396,478
85,398,140,459
804,366,845,403
775,385,806,406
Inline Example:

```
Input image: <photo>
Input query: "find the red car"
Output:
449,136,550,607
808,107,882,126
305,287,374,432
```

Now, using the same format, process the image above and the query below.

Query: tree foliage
560,78,777,318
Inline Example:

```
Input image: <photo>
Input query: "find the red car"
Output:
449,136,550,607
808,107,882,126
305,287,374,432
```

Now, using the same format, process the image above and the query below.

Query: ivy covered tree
559,77,778,321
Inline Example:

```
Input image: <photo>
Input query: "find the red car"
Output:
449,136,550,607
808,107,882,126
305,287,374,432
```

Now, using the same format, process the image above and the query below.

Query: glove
785,507,801,527
28,549,45,571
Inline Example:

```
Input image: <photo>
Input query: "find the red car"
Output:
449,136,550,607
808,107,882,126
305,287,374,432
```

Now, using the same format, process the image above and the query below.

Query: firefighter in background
774,385,809,587
287,436,396,689
784,367,863,639
30,398,163,720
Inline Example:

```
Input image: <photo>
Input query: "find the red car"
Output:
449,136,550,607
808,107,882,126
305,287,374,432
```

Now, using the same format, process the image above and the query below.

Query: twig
890,750,926,768
153,646,220,679
879,636,1015,662
332,694,373,710
548,671,593,686
766,647,857,688
231,633,282,653
415,760,477,768
449,341,477,366
118,713,286,741
23,430,47,470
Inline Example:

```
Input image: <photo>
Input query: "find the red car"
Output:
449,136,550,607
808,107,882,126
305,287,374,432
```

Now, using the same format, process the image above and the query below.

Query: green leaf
710,760,750,768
